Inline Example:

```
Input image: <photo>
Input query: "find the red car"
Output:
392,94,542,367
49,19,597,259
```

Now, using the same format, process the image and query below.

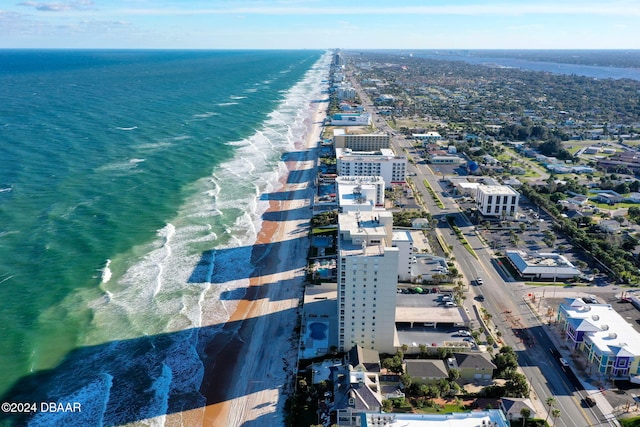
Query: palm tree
520,407,531,427
551,408,561,424
545,396,556,422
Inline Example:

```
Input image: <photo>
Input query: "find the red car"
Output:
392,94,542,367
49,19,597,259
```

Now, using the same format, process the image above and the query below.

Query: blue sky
1,0,639,49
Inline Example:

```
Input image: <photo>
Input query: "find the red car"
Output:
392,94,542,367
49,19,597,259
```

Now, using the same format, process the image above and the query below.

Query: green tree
400,373,412,388
506,372,530,398
520,407,531,427
545,396,556,422
418,344,428,357
494,346,519,378
448,368,461,382
382,355,404,374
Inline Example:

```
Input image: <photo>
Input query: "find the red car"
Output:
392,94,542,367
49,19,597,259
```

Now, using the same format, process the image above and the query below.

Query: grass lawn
416,403,469,414
395,118,443,129
620,417,640,427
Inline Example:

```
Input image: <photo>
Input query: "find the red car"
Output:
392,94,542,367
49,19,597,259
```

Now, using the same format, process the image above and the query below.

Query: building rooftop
506,250,581,277
361,410,509,427
338,210,393,256
477,184,519,195
561,298,640,357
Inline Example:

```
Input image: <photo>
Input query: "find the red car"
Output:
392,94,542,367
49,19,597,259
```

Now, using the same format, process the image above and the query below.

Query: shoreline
197,98,327,426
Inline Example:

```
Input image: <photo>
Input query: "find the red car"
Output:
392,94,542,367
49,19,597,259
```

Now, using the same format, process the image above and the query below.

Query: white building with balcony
336,176,385,211
337,210,399,353
336,148,406,188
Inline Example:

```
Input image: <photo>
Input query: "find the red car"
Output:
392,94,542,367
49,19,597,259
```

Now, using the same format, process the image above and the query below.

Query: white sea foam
80,51,332,422
216,102,239,107
136,141,173,151
97,159,146,174
0,186,12,193
101,259,112,283
115,126,138,131
229,95,247,100
192,111,220,119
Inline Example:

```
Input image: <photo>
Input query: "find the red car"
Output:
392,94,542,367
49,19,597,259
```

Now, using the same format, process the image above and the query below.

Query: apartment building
333,129,390,151
336,148,406,188
337,210,399,354
336,176,385,211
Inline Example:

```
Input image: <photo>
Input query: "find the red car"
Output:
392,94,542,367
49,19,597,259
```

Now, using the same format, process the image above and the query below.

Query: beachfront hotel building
475,184,520,218
336,176,385,211
330,113,373,127
557,298,640,379
333,129,390,151
336,148,407,188
337,210,399,354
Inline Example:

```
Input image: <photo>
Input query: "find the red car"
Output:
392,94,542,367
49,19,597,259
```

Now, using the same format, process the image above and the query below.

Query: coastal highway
346,63,608,426
407,145,612,427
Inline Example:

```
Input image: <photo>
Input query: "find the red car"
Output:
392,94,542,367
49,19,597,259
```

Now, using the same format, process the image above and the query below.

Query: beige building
334,129,390,151
337,210,399,353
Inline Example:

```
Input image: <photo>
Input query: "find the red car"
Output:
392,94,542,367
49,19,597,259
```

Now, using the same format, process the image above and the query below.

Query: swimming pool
309,322,328,340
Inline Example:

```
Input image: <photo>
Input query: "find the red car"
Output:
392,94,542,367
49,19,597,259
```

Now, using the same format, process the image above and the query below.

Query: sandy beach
191,99,327,426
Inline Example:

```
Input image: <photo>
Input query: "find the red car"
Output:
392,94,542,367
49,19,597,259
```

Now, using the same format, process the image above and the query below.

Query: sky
1,0,639,49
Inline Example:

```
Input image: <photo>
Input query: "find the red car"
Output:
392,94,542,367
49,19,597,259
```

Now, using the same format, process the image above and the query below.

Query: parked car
476,277,484,285
559,358,569,367
457,330,471,337
444,301,457,307
475,295,485,302
584,396,596,407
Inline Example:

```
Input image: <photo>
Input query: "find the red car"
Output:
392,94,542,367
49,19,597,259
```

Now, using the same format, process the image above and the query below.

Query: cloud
18,0,94,12
116,2,640,17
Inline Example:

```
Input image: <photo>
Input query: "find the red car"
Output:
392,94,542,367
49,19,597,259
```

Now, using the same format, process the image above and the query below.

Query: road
347,63,616,426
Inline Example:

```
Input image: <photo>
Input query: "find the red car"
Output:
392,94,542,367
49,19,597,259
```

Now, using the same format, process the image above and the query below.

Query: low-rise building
505,250,582,280
449,353,496,381
358,410,509,427
557,298,640,378
475,185,519,218
404,359,448,385
331,112,372,126
500,397,538,421
428,154,464,165
413,132,442,144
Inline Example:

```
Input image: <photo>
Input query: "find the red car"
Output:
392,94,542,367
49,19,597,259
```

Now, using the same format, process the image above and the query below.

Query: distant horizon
0,48,639,51
2,0,638,50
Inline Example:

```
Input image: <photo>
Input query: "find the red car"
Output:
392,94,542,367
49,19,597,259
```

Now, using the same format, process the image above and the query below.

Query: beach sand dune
173,102,328,427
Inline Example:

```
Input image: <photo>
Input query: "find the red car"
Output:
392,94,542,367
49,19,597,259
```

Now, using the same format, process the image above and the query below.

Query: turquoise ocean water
0,49,328,426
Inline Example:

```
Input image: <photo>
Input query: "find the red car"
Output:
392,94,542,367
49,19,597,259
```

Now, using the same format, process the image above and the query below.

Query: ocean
0,49,328,426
